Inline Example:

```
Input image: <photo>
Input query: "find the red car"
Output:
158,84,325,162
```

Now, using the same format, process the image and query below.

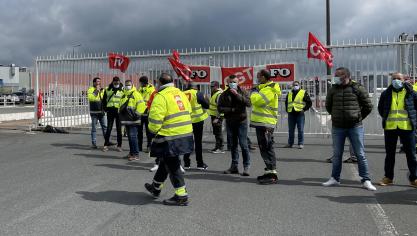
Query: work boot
378,177,393,186
241,167,250,176
197,163,208,170
162,195,189,206
258,173,278,185
144,183,161,198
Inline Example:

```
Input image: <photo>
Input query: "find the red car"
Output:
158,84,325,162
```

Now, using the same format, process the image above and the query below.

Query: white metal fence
34,37,417,136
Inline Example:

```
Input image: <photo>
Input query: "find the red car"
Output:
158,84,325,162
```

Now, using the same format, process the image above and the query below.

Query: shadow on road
278,158,326,163
51,143,92,150
76,191,156,206
74,153,125,160
316,188,417,205
95,163,152,171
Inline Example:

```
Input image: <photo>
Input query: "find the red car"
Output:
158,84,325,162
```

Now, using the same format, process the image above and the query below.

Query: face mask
113,84,120,89
125,85,132,90
229,82,238,90
332,76,342,85
392,79,403,89
293,85,300,91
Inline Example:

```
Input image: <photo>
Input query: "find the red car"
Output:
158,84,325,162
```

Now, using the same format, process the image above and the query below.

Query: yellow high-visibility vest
385,89,412,130
148,85,193,142
138,84,156,103
287,89,306,112
207,90,223,117
119,86,147,125
105,87,124,109
250,81,281,128
184,89,208,123
87,87,104,113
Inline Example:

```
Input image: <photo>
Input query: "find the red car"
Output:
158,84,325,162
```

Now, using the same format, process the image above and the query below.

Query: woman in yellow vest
144,73,194,206
377,73,417,188
284,81,312,149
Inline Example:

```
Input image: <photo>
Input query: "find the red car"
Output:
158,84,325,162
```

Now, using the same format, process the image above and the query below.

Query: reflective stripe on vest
385,89,412,130
184,89,208,123
287,90,306,112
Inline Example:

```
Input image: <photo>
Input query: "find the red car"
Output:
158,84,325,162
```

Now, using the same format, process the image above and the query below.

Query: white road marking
348,164,399,236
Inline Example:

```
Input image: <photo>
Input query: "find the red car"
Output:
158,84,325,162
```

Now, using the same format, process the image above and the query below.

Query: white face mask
332,76,342,85
125,85,132,90
113,84,120,89
293,85,300,90
229,82,238,90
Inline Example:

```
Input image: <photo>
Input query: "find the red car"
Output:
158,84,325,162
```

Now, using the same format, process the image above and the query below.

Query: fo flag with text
168,50,192,81
189,66,211,83
265,64,295,82
221,67,254,90
108,53,130,72
307,32,333,67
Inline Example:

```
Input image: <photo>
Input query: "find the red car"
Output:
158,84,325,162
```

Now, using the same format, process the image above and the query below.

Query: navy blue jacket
377,83,417,130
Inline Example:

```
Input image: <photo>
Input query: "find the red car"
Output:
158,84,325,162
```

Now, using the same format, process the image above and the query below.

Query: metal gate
34,37,417,136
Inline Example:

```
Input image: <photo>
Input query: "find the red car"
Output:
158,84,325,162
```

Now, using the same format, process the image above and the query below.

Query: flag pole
326,0,332,78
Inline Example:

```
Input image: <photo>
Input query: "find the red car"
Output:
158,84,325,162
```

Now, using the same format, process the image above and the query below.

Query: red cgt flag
108,53,130,72
168,50,192,81
307,32,333,67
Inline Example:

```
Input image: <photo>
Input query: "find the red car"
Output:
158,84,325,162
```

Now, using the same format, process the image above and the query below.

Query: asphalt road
0,129,415,236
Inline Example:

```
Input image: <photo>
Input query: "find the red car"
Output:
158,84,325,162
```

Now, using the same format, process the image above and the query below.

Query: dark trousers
138,116,152,151
256,127,277,170
184,121,204,166
154,155,185,188
211,116,223,150
288,112,305,145
384,129,417,181
226,120,250,168
104,109,122,147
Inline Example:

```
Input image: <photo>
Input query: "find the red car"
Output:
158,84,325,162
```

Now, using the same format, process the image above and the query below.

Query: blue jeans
226,120,251,168
331,126,371,182
126,125,139,156
90,113,107,146
288,112,305,145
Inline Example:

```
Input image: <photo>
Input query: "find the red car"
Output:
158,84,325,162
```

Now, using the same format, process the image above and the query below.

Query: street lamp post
326,0,331,77
72,44,81,97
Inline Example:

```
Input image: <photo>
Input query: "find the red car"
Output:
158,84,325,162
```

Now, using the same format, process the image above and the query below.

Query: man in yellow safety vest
137,76,156,153
208,81,225,154
87,77,107,149
103,76,124,152
284,81,312,149
377,72,417,188
144,73,194,206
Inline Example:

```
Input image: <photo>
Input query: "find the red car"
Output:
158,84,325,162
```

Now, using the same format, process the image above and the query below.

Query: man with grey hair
322,67,376,191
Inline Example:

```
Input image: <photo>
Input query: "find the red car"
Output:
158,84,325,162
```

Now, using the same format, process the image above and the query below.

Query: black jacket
377,83,417,130
326,80,373,128
217,87,251,123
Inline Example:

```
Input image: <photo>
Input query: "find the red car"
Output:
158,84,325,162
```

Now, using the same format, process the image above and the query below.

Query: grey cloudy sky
0,0,416,66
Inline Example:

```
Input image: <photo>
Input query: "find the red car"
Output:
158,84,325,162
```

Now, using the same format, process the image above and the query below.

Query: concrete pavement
0,129,415,235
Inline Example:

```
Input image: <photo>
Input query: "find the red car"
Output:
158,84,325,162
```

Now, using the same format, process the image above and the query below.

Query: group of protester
87,67,417,206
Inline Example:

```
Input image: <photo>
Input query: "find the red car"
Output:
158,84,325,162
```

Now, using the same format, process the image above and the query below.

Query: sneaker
224,167,239,174
102,146,109,152
91,144,98,149
241,167,250,176
409,180,417,188
298,144,304,149
144,183,161,198
163,195,189,206
378,177,393,186
210,147,217,152
197,163,208,170
362,180,377,191
322,177,340,187
149,164,159,172
284,144,293,148
212,148,225,154
343,157,358,163
258,173,278,185
183,164,191,170
326,157,333,163
116,146,123,152
180,165,185,173
128,155,139,161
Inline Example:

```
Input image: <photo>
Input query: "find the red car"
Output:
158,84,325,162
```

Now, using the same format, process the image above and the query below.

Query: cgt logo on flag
307,32,333,67
108,53,130,72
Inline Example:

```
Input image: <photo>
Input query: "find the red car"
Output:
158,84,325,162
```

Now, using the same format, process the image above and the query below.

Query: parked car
12,92,34,104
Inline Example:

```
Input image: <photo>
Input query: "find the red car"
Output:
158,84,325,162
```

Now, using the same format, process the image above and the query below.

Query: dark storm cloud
0,0,416,66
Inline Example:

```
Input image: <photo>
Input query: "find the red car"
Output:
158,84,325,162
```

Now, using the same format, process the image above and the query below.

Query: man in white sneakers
322,67,376,191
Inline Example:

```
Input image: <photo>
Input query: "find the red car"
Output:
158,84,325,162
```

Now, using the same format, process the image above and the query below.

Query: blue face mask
229,82,238,90
332,76,342,85
392,79,403,89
